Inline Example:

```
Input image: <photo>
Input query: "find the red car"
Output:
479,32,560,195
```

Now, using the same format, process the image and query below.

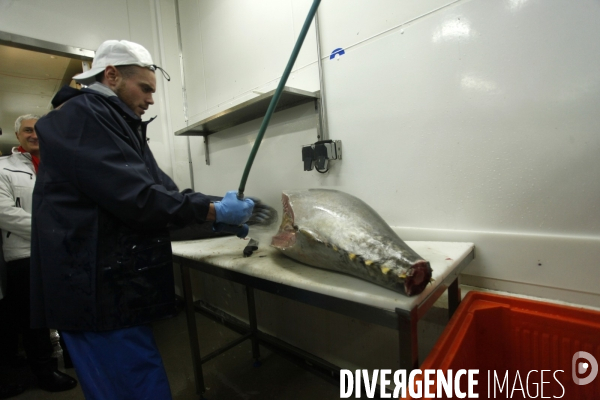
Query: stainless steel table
171,237,475,396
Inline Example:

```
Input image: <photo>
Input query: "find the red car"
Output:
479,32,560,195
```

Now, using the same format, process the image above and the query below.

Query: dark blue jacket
31,84,212,331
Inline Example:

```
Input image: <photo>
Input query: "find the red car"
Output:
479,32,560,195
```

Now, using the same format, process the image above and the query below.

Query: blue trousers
61,325,172,400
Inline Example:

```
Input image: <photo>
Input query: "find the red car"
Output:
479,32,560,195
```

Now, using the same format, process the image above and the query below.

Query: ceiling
0,44,84,155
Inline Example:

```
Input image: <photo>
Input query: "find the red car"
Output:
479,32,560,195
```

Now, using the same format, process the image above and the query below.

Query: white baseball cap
73,40,169,84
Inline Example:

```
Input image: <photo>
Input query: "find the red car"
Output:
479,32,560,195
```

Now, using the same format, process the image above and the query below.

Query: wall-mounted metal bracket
302,140,342,173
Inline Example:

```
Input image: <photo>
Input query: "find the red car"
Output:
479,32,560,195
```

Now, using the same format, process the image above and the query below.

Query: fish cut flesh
271,189,432,296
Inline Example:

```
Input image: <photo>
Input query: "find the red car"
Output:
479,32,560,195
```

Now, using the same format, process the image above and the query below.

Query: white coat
0,148,36,261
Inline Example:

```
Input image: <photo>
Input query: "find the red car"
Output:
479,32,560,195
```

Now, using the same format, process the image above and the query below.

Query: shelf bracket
203,134,210,165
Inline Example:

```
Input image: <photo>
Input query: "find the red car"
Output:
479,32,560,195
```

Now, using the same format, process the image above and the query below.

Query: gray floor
7,301,450,400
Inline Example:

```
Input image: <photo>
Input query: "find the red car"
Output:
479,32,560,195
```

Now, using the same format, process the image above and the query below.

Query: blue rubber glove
213,191,255,226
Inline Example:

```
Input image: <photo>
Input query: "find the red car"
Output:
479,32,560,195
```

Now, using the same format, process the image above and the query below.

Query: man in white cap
30,40,255,399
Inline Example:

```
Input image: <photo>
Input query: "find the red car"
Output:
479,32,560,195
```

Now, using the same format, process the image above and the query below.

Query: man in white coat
0,114,77,397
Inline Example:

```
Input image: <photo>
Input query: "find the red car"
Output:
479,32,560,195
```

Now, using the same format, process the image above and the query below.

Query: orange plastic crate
403,291,600,399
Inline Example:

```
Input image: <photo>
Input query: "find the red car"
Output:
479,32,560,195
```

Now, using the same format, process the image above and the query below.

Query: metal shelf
174,87,320,136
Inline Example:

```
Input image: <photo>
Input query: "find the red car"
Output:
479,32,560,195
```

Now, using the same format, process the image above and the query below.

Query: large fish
270,189,432,296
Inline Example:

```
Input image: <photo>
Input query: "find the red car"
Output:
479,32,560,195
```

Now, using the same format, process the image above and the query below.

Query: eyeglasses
149,65,171,82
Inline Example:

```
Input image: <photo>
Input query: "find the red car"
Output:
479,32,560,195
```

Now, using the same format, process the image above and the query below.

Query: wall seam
151,0,177,180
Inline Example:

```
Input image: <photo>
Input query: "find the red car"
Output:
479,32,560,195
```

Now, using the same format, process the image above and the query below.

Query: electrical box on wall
302,140,342,173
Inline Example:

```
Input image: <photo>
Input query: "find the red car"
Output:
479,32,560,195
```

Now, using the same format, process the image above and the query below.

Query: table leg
245,286,261,366
396,307,419,372
180,261,206,395
448,278,461,319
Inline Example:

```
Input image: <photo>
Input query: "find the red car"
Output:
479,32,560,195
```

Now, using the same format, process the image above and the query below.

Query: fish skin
270,189,432,296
